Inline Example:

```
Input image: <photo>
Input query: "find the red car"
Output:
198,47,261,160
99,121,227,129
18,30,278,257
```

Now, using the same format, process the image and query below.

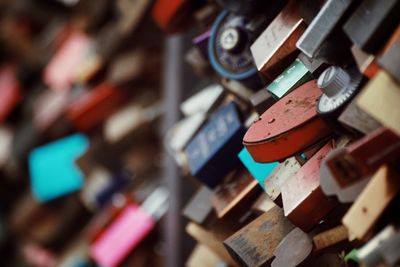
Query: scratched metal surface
243,80,332,162
223,205,294,267
244,80,321,143
250,0,307,80
281,142,337,231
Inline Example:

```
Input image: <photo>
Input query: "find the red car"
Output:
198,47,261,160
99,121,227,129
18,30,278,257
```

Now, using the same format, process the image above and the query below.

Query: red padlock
243,80,332,163
66,83,126,132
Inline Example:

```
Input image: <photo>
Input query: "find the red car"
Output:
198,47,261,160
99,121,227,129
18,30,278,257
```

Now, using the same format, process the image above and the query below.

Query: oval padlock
243,80,332,163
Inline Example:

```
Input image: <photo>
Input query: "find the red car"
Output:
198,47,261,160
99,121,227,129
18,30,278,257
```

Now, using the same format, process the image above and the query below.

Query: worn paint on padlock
342,165,400,241
281,142,337,232
326,128,400,189
243,80,332,163
224,205,294,267
264,157,301,205
250,0,308,80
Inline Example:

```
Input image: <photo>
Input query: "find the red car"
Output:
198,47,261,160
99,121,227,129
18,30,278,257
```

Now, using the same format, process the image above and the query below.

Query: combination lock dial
208,11,259,82
317,66,363,115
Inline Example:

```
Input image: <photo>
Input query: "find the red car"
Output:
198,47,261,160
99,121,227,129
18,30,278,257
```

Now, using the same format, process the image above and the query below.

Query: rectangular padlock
10,194,86,248
250,0,308,81
342,165,400,241
264,157,301,206
90,187,168,267
379,232,400,266
266,58,313,99
338,97,382,135
0,65,21,122
378,40,400,83
223,205,294,267
28,133,89,203
182,186,213,225
281,142,337,232
296,0,356,58
66,83,127,132
152,0,206,34
238,147,279,190
357,71,400,136
166,113,207,168
351,25,400,79
350,45,379,79
90,204,156,267
185,101,245,188
221,78,253,103
325,127,400,188
211,168,261,218
271,227,312,267
343,0,400,53
44,31,91,91
103,101,162,146
186,209,248,267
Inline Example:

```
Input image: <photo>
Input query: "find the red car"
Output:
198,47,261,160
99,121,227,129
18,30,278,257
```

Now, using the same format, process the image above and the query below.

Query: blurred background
0,0,214,266
2,0,400,266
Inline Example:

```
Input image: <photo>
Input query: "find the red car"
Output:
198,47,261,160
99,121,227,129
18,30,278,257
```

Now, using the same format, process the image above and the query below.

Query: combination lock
208,11,261,85
317,66,363,116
